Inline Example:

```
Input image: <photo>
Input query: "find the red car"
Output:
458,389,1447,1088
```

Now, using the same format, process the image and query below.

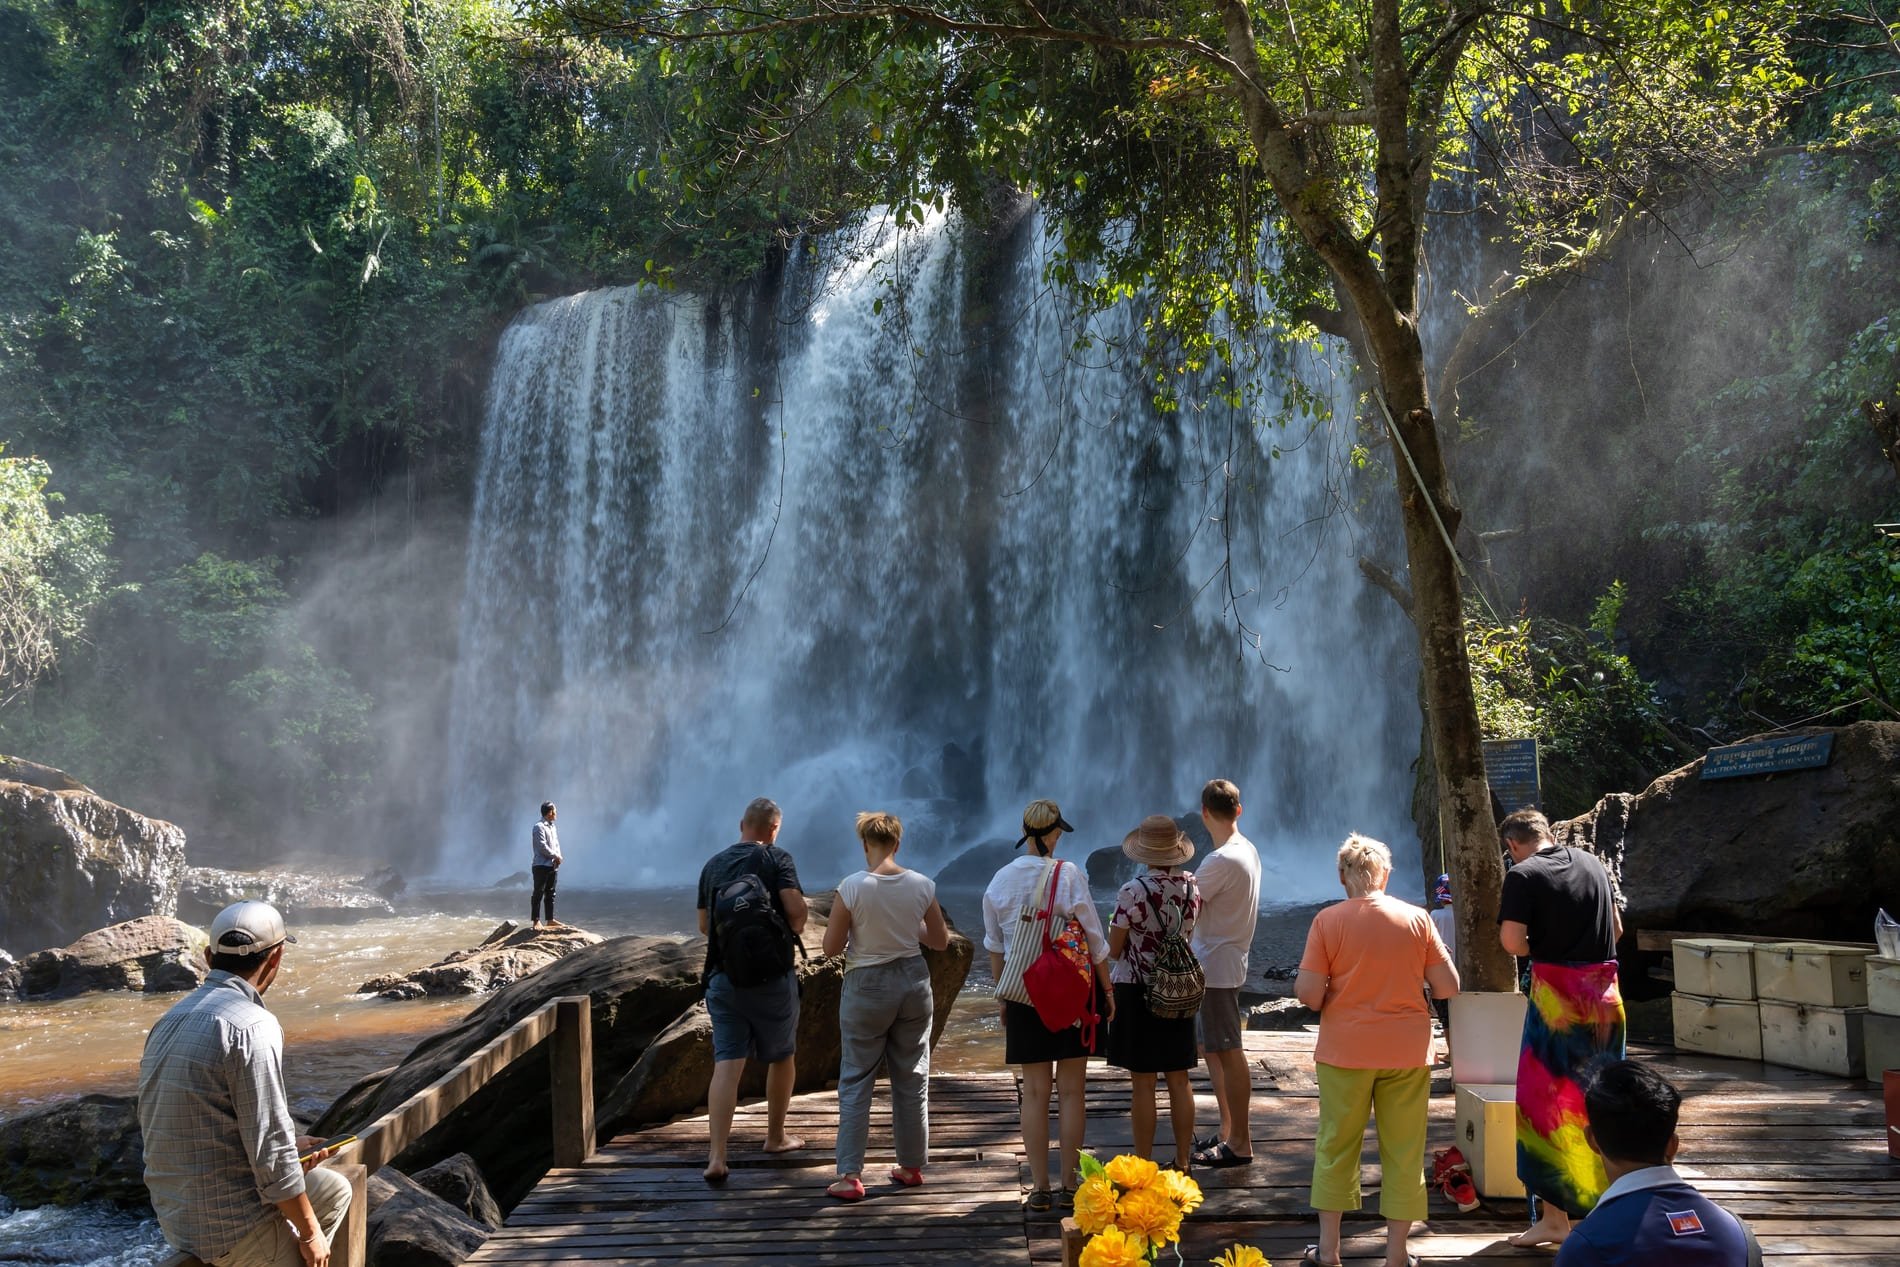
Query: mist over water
442,210,1421,895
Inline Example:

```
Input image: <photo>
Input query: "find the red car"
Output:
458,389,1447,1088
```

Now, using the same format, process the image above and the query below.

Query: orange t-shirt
1299,892,1451,1069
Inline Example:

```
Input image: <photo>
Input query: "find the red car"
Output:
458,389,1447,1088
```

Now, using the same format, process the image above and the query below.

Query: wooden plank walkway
467,1031,1900,1265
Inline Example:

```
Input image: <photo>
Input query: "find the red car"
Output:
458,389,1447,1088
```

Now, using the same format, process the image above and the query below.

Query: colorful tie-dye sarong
1515,959,1626,1215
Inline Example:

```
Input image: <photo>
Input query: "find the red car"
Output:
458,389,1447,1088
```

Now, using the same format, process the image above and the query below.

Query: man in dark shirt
1496,809,1626,1249
1555,1061,1761,1266
695,796,809,1183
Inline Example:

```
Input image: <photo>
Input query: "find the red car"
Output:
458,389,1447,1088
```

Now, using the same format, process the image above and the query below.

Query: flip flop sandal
826,1176,866,1201
1300,1247,1343,1267
1026,1188,1054,1212
1193,1142,1255,1168
888,1166,924,1187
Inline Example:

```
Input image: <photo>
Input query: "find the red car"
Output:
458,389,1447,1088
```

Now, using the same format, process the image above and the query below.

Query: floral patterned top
1109,870,1201,985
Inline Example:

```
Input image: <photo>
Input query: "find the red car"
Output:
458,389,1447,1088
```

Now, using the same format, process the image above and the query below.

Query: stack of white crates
1754,942,1869,1078
1866,955,1900,1081
1672,939,1764,1060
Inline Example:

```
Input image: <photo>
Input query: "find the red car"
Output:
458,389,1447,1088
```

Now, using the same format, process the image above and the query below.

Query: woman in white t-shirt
980,799,1114,1211
821,811,950,1201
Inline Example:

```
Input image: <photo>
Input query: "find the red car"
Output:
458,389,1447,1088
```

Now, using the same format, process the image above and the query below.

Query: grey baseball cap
208,900,297,956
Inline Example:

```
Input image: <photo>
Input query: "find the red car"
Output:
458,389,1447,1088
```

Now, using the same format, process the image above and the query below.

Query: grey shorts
1197,986,1244,1053
706,969,800,1064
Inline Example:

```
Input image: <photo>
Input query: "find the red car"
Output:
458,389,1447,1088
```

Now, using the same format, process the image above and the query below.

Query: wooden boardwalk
467,1031,1900,1265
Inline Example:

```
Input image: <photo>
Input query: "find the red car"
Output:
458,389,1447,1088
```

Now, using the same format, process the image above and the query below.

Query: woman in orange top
1295,835,1460,1267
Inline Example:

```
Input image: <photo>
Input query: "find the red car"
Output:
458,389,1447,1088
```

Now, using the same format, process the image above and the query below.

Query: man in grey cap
138,901,352,1267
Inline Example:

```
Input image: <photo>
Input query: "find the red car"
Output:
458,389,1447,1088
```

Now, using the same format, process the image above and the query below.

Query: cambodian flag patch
1667,1210,1707,1236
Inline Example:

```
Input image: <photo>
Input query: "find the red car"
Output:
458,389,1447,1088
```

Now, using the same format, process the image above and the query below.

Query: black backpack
712,868,797,987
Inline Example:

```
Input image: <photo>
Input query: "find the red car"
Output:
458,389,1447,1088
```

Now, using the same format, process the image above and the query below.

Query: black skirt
1002,987,1103,1064
1105,982,1199,1073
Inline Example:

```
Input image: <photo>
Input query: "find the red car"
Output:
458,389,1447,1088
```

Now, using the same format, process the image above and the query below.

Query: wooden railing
158,994,594,1267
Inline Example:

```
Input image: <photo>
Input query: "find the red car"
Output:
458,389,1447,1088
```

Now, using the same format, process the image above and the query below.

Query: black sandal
1026,1188,1054,1212
1193,1141,1254,1168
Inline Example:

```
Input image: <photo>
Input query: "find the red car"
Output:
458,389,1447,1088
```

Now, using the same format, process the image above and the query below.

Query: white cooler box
1864,1010,1900,1082
1867,957,1900,1017
1759,999,1867,1078
1671,992,1763,1061
1754,942,1870,1008
1672,938,1758,1000
1453,1083,1525,1198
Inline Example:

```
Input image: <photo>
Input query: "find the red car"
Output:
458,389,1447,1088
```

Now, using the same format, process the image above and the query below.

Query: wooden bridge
463,1030,1900,1266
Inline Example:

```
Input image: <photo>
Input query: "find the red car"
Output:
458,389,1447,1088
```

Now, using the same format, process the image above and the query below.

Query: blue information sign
1700,732,1835,780
1482,737,1542,813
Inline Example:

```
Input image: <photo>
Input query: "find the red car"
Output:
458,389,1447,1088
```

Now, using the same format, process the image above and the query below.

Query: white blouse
981,854,1109,964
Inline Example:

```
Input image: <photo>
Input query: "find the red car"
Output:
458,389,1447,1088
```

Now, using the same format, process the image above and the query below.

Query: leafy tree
551,0,1807,985
0,451,118,706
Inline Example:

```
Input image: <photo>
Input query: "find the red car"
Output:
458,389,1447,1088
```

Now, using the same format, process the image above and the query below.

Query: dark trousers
531,865,558,923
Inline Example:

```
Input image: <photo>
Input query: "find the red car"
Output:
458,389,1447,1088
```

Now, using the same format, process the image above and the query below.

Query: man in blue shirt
1555,1061,1761,1266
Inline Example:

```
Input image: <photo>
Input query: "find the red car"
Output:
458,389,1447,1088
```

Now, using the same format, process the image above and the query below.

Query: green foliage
0,451,120,705
1466,592,1686,817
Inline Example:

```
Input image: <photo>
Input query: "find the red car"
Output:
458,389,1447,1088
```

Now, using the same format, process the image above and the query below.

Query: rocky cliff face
0,774,188,953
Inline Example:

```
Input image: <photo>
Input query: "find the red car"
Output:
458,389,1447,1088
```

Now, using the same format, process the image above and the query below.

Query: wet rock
360,866,407,902
16,916,207,999
1085,811,1214,894
176,866,395,924
598,904,975,1132
0,757,92,794
1556,721,1900,940
355,923,603,999
490,871,530,889
1246,997,1320,1031
931,838,1016,891
313,935,708,1210
0,774,188,953
367,1167,487,1267
410,1154,501,1231
0,1094,145,1208
0,949,18,999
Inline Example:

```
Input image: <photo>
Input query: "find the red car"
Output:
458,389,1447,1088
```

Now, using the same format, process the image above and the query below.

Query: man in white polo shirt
1190,778,1261,1167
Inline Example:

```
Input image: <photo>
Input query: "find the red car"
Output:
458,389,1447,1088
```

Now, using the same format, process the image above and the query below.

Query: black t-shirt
696,841,803,976
1497,845,1618,963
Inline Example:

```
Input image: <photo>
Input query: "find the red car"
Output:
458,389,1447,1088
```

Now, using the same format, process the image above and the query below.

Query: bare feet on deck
762,1135,806,1154
1505,1217,1571,1248
702,1161,729,1183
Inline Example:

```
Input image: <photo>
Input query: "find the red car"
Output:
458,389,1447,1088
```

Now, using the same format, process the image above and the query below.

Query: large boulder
0,757,92,794
1084,811,1215,894
177,866,396,924
16,916,207,999
367,1167,488,1267
312,935,707,1209
0,776,188,953
1557,722,1900,939
597,904,975,1132
0,949,18,999
0,1094,145,1208
409,1154,502,1231
357,922,603,1000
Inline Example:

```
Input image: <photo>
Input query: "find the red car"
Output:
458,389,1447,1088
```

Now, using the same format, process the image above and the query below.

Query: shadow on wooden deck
466,1031,1900,1266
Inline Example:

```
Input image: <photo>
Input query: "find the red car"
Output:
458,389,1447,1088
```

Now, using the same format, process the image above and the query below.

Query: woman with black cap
981,798,1113,1211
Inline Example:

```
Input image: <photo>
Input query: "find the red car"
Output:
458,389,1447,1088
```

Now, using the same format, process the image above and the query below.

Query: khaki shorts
1197,986,1244,1052
209,1165,352,1267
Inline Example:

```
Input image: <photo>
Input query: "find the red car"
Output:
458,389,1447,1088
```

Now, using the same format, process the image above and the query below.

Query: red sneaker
1431,1147,1471,1184
1442,1170,1481,1213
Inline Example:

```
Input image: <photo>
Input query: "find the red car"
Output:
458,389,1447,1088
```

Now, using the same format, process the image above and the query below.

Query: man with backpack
696,797,809,1183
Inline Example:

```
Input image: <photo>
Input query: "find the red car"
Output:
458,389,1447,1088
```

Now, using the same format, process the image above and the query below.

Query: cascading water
442,209,1420,893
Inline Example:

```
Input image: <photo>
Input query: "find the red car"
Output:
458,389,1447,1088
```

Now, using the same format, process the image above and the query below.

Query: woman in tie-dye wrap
1495,809,1626,1250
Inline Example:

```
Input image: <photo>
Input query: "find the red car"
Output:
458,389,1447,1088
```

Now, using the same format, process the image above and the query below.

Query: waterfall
442,210,1420,894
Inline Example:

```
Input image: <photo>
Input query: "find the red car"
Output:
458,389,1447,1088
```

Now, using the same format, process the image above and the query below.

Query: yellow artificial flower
1105,1153,1162,1192
1211,1246,1271,1267
1079,1225,1149,1267
1155,1166,1205,1214
1117,1185,1184,1247
1072,1175,1121,1235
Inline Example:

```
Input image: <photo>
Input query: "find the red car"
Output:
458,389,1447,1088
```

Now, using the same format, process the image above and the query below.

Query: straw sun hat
1121,814,1194,868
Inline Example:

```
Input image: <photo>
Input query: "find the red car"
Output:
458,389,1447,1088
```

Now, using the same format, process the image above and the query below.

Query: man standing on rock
531,800,562,929
696,796,809,1183
138,900,351,1267
1191,778,1262,1169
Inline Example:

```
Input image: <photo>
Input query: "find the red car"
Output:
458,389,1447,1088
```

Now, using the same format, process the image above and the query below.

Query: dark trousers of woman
531,864,558,923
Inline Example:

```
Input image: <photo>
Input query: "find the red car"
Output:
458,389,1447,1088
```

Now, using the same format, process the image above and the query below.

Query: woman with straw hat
981,798,1114,1211
1105,814,1203,1170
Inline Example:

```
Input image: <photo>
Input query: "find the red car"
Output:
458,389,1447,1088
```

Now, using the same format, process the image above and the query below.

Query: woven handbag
1140,876,1205,1020
994,858,1058,1006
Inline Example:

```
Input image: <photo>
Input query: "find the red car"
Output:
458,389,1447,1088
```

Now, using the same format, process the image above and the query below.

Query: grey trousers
210,1165,352,1267
835,955,934,1176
